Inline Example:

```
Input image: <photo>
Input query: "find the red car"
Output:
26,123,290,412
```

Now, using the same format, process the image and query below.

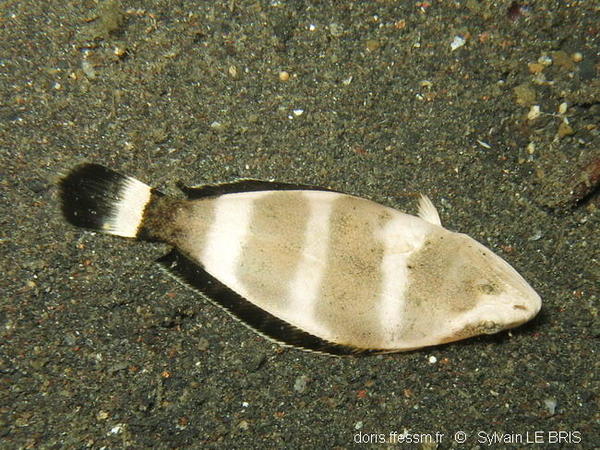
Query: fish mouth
485,247,543,316
437,296,542,344
511,299,542,321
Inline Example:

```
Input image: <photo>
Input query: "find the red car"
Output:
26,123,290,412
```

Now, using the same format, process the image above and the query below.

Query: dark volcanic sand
1,1,598,448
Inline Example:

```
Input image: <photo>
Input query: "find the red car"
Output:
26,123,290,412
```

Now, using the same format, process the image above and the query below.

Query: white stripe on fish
285,191,335,340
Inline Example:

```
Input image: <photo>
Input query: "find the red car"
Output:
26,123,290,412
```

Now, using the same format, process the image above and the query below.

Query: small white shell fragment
558,102,568,115
450,36,466,51
81,60,96,79
527,105,541,121
544,398,557,415
114,46,126,58
572,52,583,63
294,375,309,393
228,65,238,78
428,355,437,364
538,55,553,66
109,424,125,435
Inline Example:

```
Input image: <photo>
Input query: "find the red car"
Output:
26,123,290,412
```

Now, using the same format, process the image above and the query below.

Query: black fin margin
59,164,129,230
156,249,374,356
178,180,338,199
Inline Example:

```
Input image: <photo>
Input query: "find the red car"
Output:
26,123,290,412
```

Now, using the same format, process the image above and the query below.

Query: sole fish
60,164,542,355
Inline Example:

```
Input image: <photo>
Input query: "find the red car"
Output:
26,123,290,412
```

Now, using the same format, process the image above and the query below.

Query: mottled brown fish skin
141,195,215,252
315,195,391,348
236,192,310,311
402,231,484,343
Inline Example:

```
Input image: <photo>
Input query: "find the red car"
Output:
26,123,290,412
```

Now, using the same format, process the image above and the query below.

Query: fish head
438,233,542,342
404,230,542,347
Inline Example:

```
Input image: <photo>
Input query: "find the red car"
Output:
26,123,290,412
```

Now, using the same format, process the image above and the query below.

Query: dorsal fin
178,179,337,199
156,249,376,356
417,194,442,226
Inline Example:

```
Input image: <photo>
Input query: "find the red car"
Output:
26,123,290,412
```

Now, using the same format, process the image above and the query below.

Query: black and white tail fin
60,164,154,238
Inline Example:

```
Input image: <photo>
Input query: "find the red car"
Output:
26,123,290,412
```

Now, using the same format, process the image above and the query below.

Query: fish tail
60,163,157,239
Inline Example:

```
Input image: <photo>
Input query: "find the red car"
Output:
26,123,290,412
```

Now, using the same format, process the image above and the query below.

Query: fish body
60,164,541,355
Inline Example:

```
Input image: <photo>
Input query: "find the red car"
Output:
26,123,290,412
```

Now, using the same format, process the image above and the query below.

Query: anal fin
156,249,371,356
